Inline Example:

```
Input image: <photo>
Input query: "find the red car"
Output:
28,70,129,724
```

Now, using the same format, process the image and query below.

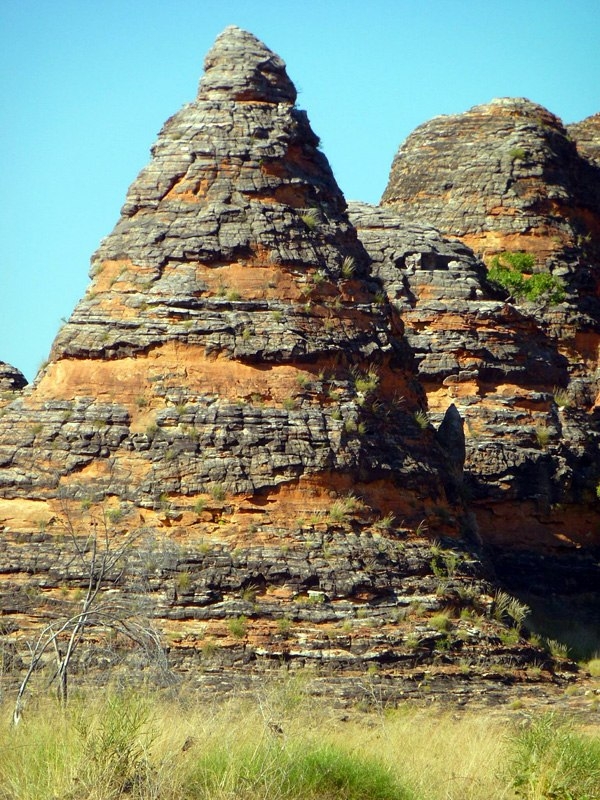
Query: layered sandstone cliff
382,97,600,264
381,97,600,652
0,29,597,700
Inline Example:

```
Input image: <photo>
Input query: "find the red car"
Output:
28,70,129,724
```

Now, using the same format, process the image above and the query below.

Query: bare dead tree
12,492,165,725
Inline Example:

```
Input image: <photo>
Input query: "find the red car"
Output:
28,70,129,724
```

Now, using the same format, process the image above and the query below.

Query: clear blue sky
1,0,599,382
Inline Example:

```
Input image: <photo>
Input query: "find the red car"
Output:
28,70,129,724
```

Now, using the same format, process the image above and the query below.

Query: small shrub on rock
487,251,565,304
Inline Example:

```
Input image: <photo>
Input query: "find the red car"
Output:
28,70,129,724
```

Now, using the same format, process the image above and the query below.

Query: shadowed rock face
1,30,599,693
379,99,600,649
569,112,600,167
349,202,600,549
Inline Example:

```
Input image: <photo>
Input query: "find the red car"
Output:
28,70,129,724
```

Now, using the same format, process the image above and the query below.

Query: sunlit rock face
382,98,600,333
1,26,450,512
1,30,599,691
379,97,600,652
380,97,600,538
382,97,600,260
0,28,482,690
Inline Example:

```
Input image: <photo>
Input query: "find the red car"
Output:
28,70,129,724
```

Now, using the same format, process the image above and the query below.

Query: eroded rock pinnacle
199,25,297,103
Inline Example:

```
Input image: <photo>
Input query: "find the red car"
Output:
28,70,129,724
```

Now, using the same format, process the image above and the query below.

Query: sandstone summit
0,28,599,702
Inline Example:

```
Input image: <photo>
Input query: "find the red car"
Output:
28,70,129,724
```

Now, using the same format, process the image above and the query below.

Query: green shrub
210,484,226,501
509,146,527,160
300,208,320,230
277,617,293,636
353,368,379,394
545,637,570,659
328,495,360,523
493,590,530,630
75,693,155,797
0,694,155,799
487,252,565,304
499,627,521,646
525,272,566,303
296,373,311,388
535,424,551,449
106,506,124,524
176,571,192,591
341,255,356,279
375,512,396,532
553,386,570,408
414,410,429,430
193,497,206,515
491,251,536,273
429,613,452,632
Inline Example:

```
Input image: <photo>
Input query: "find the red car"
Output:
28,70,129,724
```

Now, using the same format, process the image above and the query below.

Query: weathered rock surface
349,201,600,524
379,99,600,519
569,113,600,167
0,31,597,701
0,361,27,395
2,26,439,512
382,98,600,325
383,98,600,243
379,98,600,649
0,27,492,699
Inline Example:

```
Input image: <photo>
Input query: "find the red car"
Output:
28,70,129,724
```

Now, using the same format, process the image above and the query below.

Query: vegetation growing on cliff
487,251,565,304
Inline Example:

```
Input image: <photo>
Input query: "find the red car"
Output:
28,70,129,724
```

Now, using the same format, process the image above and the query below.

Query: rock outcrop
0,361,27,395
569,113,600,167
350,201,600,531
382,97,600,263
380,98,600,652
382,98,600,332
0,31,597,701
0,27,449,518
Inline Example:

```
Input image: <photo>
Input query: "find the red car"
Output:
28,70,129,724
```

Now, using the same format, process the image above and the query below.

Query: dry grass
0,677,598,799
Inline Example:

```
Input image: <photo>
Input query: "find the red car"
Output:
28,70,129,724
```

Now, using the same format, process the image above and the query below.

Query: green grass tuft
509,713,600,800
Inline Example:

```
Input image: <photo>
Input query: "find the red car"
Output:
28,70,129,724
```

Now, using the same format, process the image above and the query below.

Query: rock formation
569,113,600,167
381,97,600,653
0,361,27,395
0,26,451,518
382,97,600,263
0,29,598,702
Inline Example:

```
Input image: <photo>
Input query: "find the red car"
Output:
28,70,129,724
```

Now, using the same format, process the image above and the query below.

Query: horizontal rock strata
0,30,598,699
379,98,600,646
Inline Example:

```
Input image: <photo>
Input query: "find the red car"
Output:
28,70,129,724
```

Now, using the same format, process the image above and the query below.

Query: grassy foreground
1,680,599,800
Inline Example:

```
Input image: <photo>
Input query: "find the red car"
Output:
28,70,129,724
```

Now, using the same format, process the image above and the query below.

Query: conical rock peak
1,27,437,510
199,26,297,103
